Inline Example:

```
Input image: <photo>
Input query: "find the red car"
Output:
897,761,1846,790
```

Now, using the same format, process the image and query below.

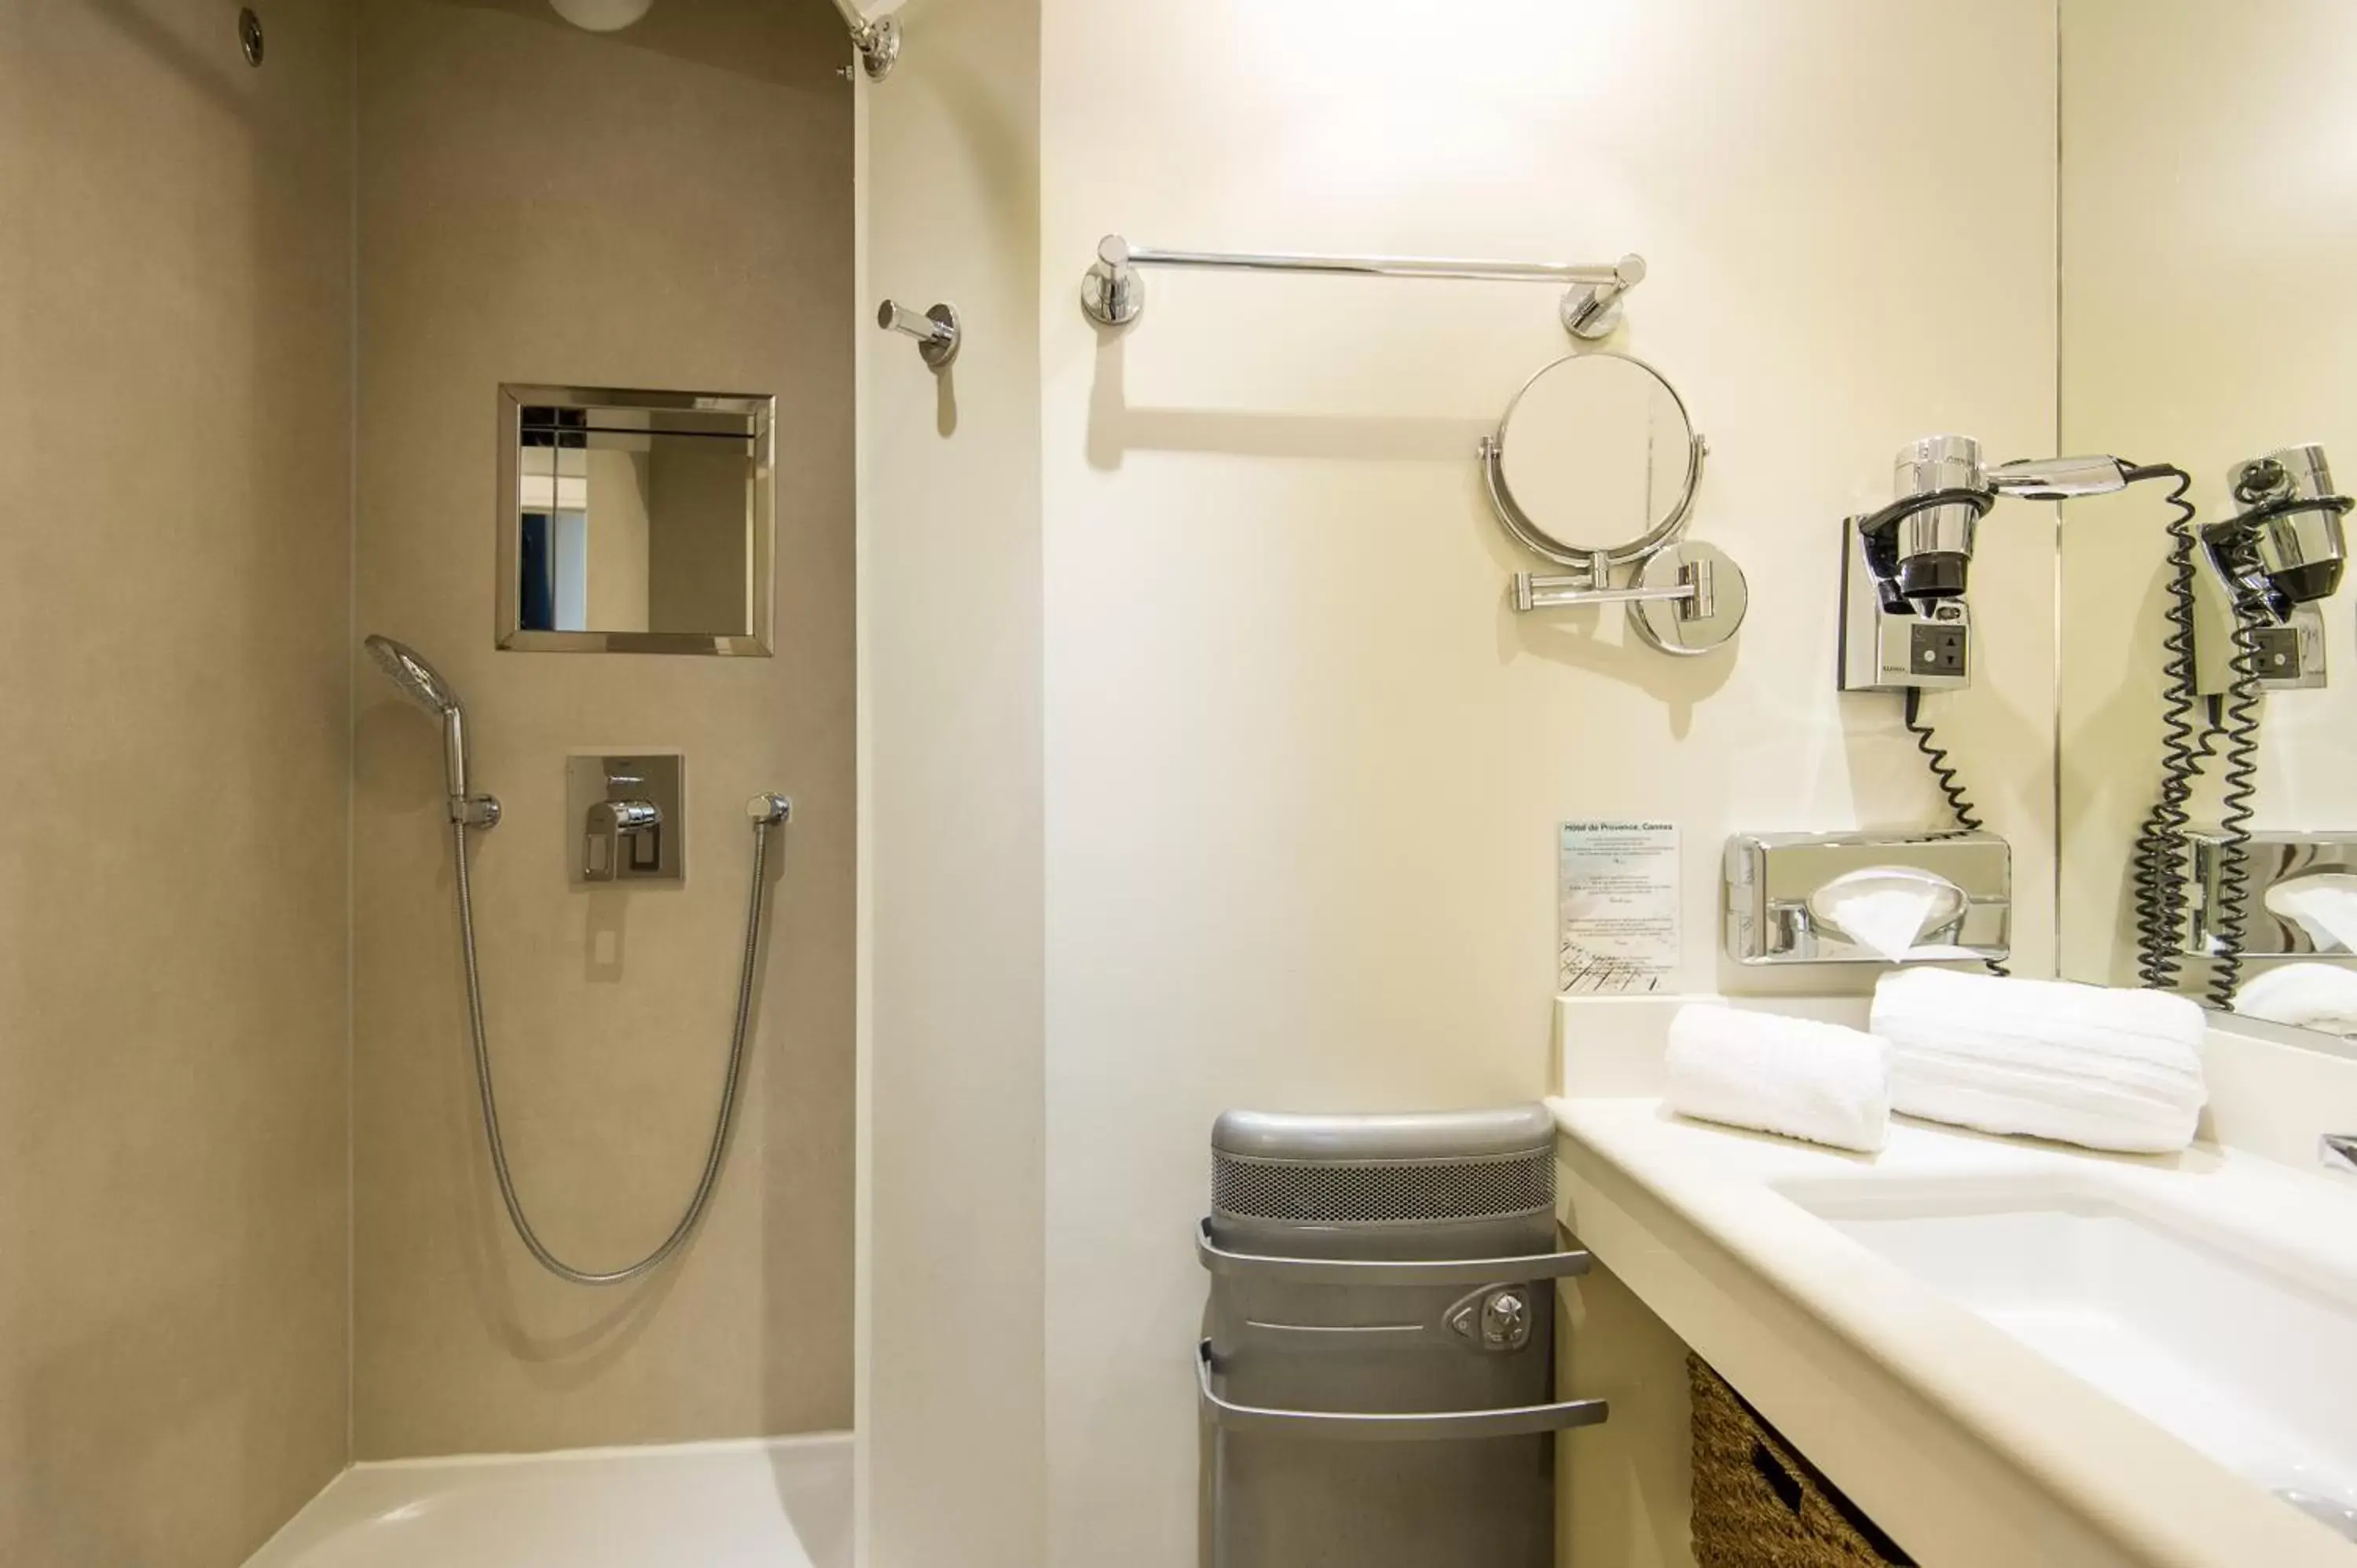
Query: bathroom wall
2056,0,2357,985
1035,1,2060,1559
855,0,1050,1559
351,0,855,1456
0,0,354,1561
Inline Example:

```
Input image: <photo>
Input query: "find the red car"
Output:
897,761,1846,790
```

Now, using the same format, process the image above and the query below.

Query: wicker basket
1688,1355,1915,1567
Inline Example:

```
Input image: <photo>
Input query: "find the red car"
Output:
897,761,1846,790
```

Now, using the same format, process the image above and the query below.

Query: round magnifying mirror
1484,352,1703,568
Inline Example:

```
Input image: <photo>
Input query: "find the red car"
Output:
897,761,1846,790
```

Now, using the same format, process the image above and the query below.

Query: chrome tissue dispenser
1724,830,2012,965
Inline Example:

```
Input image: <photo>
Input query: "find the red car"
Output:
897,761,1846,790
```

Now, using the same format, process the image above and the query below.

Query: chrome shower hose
447,799,786,1286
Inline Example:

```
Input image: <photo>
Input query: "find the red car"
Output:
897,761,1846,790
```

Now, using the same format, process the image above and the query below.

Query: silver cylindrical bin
1197,1104,1607,1568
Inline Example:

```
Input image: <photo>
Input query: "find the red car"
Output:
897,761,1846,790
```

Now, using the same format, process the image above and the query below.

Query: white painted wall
2058,0,2357,986
856,0,1047,1562
1036,2,2058,1561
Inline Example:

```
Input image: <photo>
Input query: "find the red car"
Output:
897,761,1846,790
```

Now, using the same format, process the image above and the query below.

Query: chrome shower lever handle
875,299,961,369
583,798,662,881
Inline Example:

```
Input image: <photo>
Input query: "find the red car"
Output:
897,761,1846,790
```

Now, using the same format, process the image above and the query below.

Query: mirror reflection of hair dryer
2191,445,2352,694
2135,445,2355,1007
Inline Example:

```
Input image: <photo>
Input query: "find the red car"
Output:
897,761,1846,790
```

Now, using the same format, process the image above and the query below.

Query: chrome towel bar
1082,234,1645,339
1195,1341,1611,1442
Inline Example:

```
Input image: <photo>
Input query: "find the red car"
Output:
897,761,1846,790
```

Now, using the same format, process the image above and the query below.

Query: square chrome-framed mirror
495,383,775,655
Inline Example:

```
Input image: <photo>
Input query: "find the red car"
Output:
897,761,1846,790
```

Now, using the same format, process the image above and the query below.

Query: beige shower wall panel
0,0,356,1562
351,0,855,1456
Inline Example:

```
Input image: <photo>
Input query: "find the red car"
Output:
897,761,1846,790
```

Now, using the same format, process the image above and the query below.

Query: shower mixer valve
566,753,687,886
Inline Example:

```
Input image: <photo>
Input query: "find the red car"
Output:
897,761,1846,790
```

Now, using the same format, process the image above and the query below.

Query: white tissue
2265,874,2357,955
1831,885,1941,962
2234,963,2357,1036
1810,866,1966,962
1663,1003,1892,1153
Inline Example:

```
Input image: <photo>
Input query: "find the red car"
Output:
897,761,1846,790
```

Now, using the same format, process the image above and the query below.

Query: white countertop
1549,1002,2357,1567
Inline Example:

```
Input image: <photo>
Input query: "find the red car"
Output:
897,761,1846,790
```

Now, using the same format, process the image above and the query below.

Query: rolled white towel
2234,964,2357,1037
1663,1003,1891,1153
1871,969,2206,1153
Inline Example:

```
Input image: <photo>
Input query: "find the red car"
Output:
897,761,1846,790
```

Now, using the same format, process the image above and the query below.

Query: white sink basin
1780,1173,2357,1544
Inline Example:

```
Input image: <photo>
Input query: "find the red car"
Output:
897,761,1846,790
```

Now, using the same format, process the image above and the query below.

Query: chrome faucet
2320,1134,2357,1174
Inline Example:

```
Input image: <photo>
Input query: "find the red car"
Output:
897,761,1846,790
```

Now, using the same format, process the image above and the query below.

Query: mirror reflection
2057,0,2357,1042
497,386,775,654
1490,352,1699,560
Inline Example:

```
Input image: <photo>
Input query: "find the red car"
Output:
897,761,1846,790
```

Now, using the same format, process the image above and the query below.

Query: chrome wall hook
877,299,960,370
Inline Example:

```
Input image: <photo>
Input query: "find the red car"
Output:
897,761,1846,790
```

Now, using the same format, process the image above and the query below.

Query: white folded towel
1871,970,2207,1153
2234,964,2357,1037
1663,1004,1891,1153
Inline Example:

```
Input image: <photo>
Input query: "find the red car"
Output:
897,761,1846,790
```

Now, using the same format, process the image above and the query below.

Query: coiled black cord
2212,622,2264,1008
2130,466,2200,989
1902,687,2006,976
1902,687,1983,830
2119,460,2262,1004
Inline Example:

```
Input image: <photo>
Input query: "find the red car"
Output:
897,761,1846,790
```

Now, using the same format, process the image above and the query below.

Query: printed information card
1557,821,1680,993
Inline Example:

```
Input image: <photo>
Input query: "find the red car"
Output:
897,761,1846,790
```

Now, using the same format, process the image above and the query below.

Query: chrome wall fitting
239,8,264,65
1559,257,1646,339
1080,236,1146,328
875,299,961,369
567,754,686,885
1514,541,1748,656
830,0,899,80
1078,233,1644,339
1725,830,2012,965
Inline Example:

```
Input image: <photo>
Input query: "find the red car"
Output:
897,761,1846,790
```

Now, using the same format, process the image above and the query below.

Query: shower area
0,0,878,1561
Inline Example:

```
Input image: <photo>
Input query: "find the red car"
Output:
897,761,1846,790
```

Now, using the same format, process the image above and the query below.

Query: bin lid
1210,1103,1555,1164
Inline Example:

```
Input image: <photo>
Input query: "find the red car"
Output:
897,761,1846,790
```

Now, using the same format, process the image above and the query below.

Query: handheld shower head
365,635,460,716
365,635,493,824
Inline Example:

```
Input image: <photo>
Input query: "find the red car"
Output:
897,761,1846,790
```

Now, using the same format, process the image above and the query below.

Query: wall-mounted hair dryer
1838,435,2157,693
2190,445,2352,693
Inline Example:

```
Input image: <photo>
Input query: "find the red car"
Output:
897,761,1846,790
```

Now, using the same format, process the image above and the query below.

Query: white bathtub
244,1433,852,1568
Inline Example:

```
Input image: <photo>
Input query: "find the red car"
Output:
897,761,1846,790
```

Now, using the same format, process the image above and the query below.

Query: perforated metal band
1211,1148,1555,1225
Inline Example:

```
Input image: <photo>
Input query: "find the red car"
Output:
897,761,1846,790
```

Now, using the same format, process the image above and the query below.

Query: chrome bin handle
1195,1342,1608,1442
1195,1218,1592,1288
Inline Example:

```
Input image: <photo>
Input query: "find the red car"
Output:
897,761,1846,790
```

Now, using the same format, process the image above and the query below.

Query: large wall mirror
496,385,775,654
2057,2,2357,1044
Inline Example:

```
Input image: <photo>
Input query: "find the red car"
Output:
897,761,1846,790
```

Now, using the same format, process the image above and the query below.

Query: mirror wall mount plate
1481,350,1746,655
495,384,776,656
